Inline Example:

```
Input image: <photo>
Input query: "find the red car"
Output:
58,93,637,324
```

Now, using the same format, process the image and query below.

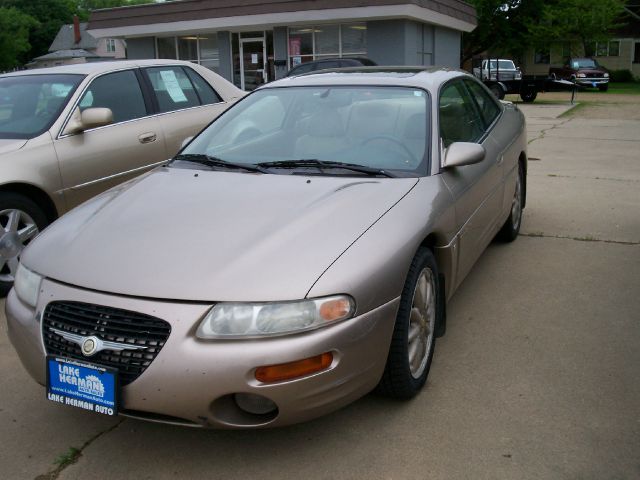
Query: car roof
0,59,201,78
266,66,467,91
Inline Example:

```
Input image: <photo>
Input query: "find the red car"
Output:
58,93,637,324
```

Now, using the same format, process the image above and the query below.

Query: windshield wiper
257,159,395,178
173,154,269,174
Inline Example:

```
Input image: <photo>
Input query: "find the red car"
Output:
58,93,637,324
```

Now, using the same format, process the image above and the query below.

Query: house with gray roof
29,16,126,69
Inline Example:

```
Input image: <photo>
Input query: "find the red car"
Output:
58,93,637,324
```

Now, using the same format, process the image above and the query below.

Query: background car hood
24,167,417,301
0,139,27,155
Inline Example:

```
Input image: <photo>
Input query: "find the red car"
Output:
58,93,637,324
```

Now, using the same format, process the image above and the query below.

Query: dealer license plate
46,356,118,416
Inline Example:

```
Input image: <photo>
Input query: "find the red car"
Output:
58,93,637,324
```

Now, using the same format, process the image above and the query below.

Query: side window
79,70,147,124
439,81,484,147
184,68,222,105
145,66,200,113
464,80,501,127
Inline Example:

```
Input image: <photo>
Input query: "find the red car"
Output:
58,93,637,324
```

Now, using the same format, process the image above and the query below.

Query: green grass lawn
578,82,640,95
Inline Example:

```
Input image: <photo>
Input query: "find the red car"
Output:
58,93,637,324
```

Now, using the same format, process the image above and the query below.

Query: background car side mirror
443,142,485,168
63,107,113,135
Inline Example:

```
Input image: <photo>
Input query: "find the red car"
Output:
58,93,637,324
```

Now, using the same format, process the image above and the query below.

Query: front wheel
0,193,49,296
520,89,537,103
377,248,440,399
496,162,524,242
489,83,505,100
598,84,609,92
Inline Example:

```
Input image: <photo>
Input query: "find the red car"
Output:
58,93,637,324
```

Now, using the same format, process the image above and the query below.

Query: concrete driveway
1,98,639,480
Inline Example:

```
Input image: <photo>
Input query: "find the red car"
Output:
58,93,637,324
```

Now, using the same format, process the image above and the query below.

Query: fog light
255,352,333,383
234,393,278,415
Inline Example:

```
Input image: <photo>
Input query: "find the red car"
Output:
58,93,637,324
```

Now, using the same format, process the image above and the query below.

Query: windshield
0,74,84,139
489,60,516,70
180,86,430,177
571,59,598,69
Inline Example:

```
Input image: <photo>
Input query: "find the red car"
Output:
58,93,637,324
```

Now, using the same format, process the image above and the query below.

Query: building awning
88,0,477,38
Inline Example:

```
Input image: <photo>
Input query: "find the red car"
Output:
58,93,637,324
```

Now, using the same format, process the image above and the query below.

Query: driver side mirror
63,107,113,135
443,142,485,168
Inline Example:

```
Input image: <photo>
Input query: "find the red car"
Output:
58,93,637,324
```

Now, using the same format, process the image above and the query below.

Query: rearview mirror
443,142,485,168
63,107,113,135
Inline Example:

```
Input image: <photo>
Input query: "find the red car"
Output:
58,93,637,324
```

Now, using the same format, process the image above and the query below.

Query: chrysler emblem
81,336,99,356
49,328,147,356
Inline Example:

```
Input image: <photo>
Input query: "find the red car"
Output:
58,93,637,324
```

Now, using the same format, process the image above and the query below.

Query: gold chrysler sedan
0,60,244,294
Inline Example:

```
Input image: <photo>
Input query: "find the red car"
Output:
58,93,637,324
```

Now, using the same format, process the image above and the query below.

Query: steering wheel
360,135,417,166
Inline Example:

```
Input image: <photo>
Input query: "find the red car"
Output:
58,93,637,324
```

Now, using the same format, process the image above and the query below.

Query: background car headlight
604,73,609,78
577,73,586,78
14,263,42,308
196,295,355,338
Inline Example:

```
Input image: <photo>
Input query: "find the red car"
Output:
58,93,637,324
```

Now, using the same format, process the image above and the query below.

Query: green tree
0,0,78,64
527,0,626,56
0,7,38,70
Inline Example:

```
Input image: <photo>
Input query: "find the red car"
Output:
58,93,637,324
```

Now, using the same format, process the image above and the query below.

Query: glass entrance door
240,39,266,91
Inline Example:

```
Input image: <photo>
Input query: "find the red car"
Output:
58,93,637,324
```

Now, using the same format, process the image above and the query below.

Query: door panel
438,80,504,288
54,116,166,207
54,69,166,207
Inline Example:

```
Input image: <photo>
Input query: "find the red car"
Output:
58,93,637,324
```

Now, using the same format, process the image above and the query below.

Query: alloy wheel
0,209,39,282
408,268,436,379
511,173,522,231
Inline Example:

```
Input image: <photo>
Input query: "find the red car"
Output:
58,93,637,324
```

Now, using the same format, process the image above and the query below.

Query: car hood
0,139,27,155
24,167,418,301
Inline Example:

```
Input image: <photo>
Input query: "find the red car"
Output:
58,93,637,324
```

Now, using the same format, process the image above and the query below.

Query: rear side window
184,67,222,105
145,66,201,113
439,81,484,147
464,80,501,127
79,70,147,124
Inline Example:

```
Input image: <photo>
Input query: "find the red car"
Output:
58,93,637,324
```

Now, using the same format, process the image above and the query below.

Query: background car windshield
489,60,516,70
0,74,83,139
572,59,598,68
182,86,430,175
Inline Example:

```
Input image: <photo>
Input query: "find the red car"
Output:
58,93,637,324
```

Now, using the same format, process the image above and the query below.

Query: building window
106,38,116,53
634,42,640,64
287,23,366,68
562,42,572,59
155,35,219,72
534,48,550,64
593,40,620,57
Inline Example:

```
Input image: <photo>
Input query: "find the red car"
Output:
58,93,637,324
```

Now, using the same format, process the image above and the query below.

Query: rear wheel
377,248,439,398
0,193,49,296
497,162,524,242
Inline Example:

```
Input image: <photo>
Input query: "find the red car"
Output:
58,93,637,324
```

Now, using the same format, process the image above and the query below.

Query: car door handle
138,132,157,144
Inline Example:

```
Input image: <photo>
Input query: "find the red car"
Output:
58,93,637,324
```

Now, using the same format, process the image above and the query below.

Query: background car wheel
377,247,439,399
520,89,537,103
0,193,49,296
489,84,505,100
598,84,609,92
496,162,524,242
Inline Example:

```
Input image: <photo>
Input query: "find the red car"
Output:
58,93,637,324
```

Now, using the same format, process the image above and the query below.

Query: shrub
609,69,636,82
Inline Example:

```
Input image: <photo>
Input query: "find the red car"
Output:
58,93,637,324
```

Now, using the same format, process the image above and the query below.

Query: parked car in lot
0,60,243,294
7,67,527,428
549,57,610,91
286,57,376,76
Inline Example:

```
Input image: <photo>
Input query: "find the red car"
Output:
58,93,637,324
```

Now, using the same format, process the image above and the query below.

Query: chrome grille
42,301,171,386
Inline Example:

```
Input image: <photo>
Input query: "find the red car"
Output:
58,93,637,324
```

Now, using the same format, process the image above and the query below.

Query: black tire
520,89,537,103
377,247,440,399
0,192,49,296
496,162,524,242
598,84,609,92
489,83,505,100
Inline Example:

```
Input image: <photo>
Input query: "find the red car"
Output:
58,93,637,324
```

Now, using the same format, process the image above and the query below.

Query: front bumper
6,279,399,428
575,78,609,87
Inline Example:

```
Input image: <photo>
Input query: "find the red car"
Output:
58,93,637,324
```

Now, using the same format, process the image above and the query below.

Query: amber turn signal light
255,352,333,383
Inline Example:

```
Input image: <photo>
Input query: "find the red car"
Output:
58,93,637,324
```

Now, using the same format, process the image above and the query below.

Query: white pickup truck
473,59,522,81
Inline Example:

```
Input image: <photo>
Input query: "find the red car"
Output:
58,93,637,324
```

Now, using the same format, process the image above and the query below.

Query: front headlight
14,263,42,308
577,73,586,78
604,73,609,78
196,295,355,339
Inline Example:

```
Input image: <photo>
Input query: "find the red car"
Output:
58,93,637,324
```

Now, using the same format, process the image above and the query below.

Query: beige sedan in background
0,60,243,294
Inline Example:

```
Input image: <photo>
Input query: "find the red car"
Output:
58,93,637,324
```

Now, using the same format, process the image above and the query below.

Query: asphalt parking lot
1,94,639,480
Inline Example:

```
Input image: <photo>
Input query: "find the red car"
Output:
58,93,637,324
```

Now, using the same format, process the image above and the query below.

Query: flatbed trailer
482,76,578,103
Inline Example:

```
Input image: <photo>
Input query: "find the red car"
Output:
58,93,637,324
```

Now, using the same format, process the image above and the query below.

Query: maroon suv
549,57,610,91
